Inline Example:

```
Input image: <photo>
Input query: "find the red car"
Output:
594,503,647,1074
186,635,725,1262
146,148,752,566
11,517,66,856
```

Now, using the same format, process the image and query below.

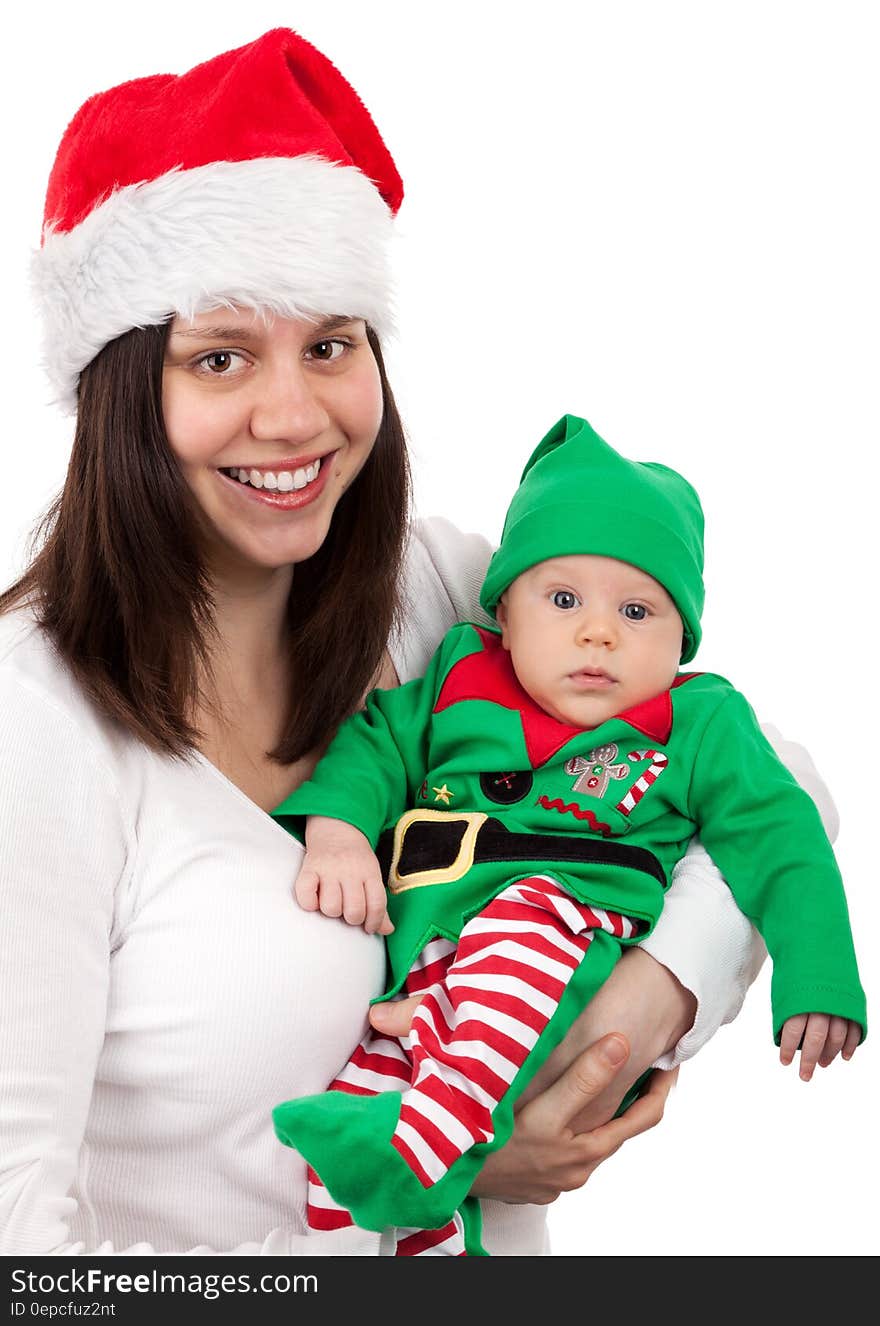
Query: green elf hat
479,414,705,663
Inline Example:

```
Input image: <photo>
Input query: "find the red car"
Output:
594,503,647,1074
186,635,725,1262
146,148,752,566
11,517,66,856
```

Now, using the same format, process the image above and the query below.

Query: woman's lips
216,452,336,510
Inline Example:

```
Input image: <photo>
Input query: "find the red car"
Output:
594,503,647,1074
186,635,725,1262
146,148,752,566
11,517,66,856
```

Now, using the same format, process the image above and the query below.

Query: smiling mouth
218,457,323,492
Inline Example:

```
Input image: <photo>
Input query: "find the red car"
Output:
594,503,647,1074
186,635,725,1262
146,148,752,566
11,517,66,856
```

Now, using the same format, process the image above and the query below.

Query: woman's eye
307,339,348,362
552,590,580,610
623,603,648,621
196,350,245,375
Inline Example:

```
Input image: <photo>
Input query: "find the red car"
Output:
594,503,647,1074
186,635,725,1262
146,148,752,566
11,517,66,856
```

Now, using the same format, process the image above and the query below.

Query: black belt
376,811,666,892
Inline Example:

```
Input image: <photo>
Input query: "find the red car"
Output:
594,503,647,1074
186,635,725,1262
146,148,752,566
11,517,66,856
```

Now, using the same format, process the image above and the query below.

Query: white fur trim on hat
32,155,395,414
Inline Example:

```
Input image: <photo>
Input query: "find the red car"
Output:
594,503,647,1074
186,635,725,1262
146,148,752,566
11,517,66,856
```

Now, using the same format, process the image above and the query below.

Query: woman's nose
249,364,330,443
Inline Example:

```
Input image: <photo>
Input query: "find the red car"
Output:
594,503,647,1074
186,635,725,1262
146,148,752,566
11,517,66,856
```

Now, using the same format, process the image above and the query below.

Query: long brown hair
0,322,412,764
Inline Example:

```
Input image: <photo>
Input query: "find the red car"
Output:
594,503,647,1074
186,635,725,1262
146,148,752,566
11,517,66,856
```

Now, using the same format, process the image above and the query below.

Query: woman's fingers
365,1010,679,1206
472,1046,677,1204
583,1064,677,1147
558,1067,678,1190
556,1078,664,1183
524,1033,630,1132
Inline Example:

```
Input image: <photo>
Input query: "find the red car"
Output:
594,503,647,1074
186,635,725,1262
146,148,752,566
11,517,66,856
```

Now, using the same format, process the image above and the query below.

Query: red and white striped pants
306,873,638,1256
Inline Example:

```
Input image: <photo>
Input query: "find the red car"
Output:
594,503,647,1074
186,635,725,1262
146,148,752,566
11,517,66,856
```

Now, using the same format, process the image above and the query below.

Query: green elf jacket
275,622,867,1045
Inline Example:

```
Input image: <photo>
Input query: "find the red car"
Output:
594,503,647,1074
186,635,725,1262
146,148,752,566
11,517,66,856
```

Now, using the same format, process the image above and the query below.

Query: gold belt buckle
387,809,488,894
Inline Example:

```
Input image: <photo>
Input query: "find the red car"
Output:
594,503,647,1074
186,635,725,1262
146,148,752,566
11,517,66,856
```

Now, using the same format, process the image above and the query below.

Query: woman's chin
203,536,323,582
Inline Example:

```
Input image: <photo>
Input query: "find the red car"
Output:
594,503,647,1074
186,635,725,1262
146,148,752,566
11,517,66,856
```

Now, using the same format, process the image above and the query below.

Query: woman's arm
0,672,123,1254
0,669,378,1256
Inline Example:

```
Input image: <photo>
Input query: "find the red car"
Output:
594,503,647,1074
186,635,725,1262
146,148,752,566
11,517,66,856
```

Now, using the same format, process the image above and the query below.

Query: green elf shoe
272,1087,485,1234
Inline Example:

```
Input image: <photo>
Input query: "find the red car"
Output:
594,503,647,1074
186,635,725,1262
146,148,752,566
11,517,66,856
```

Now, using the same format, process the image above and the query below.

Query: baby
272,414,866,1256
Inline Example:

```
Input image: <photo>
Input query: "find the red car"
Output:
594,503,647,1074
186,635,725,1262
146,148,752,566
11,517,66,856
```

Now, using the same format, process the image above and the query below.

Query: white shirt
0,517,835,1256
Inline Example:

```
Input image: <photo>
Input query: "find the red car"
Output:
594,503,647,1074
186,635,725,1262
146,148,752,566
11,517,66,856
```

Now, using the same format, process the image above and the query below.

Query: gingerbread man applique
564,743,630,797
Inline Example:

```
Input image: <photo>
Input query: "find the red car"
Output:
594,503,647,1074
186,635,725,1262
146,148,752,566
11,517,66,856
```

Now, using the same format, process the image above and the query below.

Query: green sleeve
272,625,472,848
689,689,867,1044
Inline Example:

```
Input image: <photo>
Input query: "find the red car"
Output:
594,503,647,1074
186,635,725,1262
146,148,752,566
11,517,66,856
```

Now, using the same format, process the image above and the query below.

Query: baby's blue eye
623,603,648,621
552,590,579,610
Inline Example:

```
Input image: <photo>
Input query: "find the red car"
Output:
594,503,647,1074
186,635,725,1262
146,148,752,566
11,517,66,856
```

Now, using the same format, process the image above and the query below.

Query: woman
0,28,833,1256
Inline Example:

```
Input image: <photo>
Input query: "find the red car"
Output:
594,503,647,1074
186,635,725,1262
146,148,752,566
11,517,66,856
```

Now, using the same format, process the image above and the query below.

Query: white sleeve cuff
479,1200,550,1256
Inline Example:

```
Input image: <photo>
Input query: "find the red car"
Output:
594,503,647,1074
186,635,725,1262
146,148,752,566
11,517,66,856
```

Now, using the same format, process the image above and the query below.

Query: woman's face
162,309,384,578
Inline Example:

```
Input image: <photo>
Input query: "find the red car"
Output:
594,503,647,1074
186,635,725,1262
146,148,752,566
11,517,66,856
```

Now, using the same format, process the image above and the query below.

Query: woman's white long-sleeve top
0,517,836,1256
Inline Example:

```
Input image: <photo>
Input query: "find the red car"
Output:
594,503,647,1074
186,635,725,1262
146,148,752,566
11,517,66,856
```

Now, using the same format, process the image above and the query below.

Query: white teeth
224,457,322,491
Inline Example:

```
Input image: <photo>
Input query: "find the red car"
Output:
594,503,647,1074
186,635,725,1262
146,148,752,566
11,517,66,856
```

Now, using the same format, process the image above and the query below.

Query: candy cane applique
614,750,669,817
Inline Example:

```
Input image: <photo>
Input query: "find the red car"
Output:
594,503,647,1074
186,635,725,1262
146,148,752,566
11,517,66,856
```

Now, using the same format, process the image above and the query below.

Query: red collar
434,627,695,767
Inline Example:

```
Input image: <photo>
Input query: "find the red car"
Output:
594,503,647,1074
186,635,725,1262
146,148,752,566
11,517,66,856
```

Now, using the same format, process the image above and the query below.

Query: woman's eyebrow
169,325,262,341
169,315,361,341
311,314,363,334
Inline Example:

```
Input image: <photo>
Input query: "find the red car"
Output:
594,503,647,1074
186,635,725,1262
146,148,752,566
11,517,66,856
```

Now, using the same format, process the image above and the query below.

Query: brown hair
0,322,412,764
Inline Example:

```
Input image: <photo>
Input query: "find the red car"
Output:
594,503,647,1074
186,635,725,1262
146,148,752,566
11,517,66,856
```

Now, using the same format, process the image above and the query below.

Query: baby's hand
778,1013,861,1081
294,816,393,935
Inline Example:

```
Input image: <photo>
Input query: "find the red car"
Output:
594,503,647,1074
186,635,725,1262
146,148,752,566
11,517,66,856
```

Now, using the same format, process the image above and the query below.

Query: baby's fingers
818,1016,850,1068
340,879,368,927
779,1015,807,1067
842,1020,862,1061
363,875,393,935
317,877,343,919
798,1012,830,1082
294,867,321,912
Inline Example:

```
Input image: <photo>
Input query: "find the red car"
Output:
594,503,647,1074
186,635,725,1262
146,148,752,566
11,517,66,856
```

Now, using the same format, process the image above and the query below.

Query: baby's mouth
569,667,616,686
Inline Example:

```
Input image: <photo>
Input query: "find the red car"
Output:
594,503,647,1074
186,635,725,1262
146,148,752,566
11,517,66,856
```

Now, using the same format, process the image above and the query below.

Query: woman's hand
368,946,691,1206
473,1034,678,1203
513,945,695,1136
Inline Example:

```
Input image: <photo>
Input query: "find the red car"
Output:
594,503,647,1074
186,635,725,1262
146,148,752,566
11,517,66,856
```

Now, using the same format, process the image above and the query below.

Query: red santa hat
32,28,404,413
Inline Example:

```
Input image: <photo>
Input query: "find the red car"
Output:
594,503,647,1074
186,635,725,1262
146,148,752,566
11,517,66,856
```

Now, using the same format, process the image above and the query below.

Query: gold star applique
432,784,454,804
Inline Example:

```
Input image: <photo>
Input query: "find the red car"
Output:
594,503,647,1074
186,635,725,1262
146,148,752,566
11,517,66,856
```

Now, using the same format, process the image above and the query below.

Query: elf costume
272,415,866,1256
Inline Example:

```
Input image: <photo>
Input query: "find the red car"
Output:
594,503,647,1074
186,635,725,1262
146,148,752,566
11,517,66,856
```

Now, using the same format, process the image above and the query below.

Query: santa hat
32,27,403,413
479,415,706,662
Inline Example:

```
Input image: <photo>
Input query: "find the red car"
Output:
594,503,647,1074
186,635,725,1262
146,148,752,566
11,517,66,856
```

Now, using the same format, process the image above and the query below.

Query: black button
479,771,533,805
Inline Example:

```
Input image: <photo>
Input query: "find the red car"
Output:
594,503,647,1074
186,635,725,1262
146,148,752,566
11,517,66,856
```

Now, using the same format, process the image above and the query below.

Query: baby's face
495,555,684,729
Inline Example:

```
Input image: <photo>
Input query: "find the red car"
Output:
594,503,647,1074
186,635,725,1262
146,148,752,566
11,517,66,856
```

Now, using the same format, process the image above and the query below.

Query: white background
2,1,877,1256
